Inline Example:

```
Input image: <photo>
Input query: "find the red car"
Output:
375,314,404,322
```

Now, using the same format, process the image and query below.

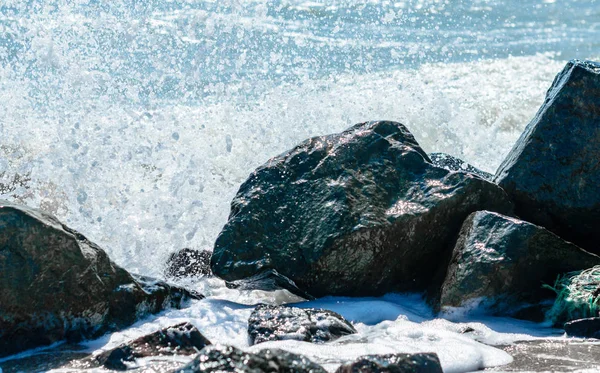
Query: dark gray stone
564,317,600,339
211,121,513,297
0,201,201,358
495,60,600,255
248,304,356,345
174,344,327,373
438,211,600,315
335,353,443,373
165,248,212,279
429,152,492,180
94,322,211,370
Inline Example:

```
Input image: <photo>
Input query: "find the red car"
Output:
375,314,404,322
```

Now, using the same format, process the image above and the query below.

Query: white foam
0,54,565,276
57,284,564,373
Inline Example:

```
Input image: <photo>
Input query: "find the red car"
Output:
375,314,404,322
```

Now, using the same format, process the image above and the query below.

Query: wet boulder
438,211,600,315
335,353,443,373
175,344,327,373
211,121,513,297
495,60,600,255
165,248,212,279
429,152,492,180
0,201,201,358
248,304,356,345
94,322,211,370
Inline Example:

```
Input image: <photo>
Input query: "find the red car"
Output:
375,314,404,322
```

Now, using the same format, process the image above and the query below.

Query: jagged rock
248,304,356,345
165,248,212,279
335,353,443,373
0,201,201,358
438,211,600,315
174,344,327,373
564,318,600,339
94,323,211,370
211,121,513,297
495,60,600,255
429,152,492,180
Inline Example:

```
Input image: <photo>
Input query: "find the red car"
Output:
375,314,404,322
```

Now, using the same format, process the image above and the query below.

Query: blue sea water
1,1,600,370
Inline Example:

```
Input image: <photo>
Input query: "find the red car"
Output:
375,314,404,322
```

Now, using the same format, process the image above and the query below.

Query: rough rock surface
94,322,211,370
564,317,600,339
165,248,212,279
438,211,600,314
429,152,492,180
212,121,513,297
0,201,201,357
495,60,600,255
335,353,443,373
174,344,327,373
248,304,356,345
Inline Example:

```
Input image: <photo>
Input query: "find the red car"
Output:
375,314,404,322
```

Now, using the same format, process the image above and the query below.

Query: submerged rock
94,322,211,370
438,211,600,315
564,317,600,339
165,248,212,279
0,201,201,358
429,152,492,180
495,60,600,255
174,344,327,373
335,353,443,373
248,304,356,345
212,121,513,297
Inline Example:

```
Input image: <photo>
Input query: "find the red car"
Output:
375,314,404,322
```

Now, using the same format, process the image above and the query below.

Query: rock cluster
210,59,600,331
174,345,443,373
174,345,329,373
211,120,513,298
5,59,600,369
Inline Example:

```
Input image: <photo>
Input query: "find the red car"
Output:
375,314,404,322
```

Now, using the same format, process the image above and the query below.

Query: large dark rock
495,60,600,255
248,304,356,345
211,121,513,297
94,322,211,370
429,152,492,180
0,201,201,358
174,345,327,373
165,248,212,279
438,211,600,315
564,317,600,339
335,353,443,373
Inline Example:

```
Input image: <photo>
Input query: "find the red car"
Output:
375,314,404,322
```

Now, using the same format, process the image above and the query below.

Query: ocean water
1,0,600,371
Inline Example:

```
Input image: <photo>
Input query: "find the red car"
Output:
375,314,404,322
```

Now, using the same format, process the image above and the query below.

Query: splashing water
1,1,600,370
2,0,592,274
